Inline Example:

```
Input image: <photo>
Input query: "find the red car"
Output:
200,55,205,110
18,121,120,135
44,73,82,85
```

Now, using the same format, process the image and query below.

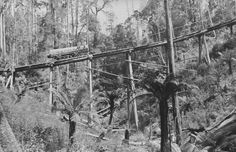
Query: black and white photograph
0,0,236,151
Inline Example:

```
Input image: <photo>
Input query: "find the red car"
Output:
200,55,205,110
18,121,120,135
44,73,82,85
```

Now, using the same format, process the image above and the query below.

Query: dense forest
0,0,236,151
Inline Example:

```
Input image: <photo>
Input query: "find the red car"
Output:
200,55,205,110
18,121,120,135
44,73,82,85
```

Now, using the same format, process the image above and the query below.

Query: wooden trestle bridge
0,17,235,129
4,18,236,72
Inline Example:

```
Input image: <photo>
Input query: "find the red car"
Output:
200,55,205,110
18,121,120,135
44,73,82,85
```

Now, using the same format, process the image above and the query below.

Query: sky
99,0,148,33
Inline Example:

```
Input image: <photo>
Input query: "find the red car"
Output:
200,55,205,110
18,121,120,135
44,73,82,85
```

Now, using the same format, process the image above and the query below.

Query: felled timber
48,46,88,59
201,110,236,149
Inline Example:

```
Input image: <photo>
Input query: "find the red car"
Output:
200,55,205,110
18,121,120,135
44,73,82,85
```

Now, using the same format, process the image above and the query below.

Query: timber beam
4,18,236,73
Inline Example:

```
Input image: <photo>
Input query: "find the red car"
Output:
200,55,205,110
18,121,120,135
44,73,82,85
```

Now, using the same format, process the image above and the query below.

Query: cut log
201,111,236,149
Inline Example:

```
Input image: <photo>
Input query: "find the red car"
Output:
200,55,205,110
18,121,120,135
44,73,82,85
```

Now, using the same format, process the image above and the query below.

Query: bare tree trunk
126,86,130,128
0,12,5,61
108,100,114,125
127,52,139,129
0,13,2,59
28,1,32,63
75,0,78,45
164,0,182,148
88,58,93,123
11,0,16,90
69,113,76,145
32,0,36,56
65,0,70,84
198,35,202,64
3,14,5,61
160,98,170,152
30,0,33,60
50,0,57,49
207,7,216,37
0,103,22,152
71,0,74,38
203,35,211,64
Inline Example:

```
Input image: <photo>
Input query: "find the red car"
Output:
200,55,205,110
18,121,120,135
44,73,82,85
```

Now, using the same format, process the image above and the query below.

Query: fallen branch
182,127,205,135
198,108,236,149
203,93,219,105
84,132,109,141
206,108,236,131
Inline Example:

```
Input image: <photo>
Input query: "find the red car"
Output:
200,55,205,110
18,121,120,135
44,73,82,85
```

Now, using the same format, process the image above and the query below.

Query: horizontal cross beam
3,18,235,73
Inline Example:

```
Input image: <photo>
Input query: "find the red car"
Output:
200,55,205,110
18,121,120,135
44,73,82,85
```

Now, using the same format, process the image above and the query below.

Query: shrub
0,90,68,151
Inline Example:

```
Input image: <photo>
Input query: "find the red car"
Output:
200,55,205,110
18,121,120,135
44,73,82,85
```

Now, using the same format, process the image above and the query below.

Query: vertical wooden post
164,0,182,149
10,71,15,90
126,84,130,129
88,55,93,118
230,25,233,36
127,50,139,129
57,66,60,90
158,27,161,42
164,45,169,73
198,35,202,64
5,76,12,88
49,67,53,106
203,35,211,64
126,53,131,129
66,64,69,83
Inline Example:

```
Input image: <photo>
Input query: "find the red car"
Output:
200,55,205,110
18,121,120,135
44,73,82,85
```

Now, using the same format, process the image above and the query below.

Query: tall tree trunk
71,0,74,38
127,52,139,129
93,10,99,48
32,0,36,56
30,0,33,61
50,0,57,49
3,14,5,61
108,100,114,125
126,85,130,128
69,113,76,145
164,0,182,149
65,0,70,84
75,0,78,45
108,109,114,125
11,0,16,90
28,1,32,63
203,35,211,64
160,98,170,152
0,13,3,60
0,103,22,152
